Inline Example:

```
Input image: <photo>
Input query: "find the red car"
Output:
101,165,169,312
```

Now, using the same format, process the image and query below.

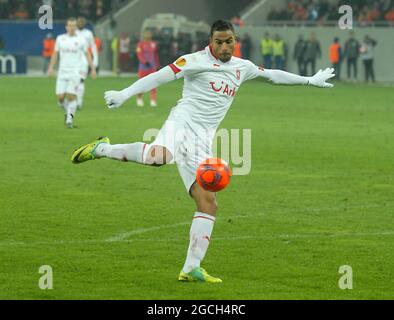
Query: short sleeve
243,60,265,82
168,54,199,79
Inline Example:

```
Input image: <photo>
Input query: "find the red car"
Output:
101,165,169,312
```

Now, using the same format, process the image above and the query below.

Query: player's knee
66,93,76,101
58,95,65,103
145,145,173,166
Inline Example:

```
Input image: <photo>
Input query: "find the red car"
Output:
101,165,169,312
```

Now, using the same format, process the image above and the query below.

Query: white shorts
150,119,213,193
56,76,81,95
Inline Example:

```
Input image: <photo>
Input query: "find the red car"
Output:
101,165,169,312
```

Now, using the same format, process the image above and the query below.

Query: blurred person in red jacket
136,30,160,107
42,33,55,74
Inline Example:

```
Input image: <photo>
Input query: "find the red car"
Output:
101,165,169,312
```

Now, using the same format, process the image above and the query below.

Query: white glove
104,90,126,109
307,68,335,88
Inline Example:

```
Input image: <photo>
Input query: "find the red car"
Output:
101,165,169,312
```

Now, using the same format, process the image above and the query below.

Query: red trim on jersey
169,63,181,74
193,215,215,222
209,45,219,60
142,143,147,163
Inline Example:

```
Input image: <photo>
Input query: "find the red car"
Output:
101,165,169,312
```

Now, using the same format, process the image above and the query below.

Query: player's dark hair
210,20,235,37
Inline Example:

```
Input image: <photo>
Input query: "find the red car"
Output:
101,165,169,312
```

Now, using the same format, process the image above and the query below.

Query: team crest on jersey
175,58,186,67
236,69,241,80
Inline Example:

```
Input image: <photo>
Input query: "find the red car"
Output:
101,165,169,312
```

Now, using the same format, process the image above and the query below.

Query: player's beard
219,53,232,63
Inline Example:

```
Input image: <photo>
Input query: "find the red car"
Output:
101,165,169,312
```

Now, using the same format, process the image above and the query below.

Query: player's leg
72,119,178,164
179,182,221,283
56,77,68,122
76,79,85,109
176,140,222,283
65,92,78,128
136,93,144,107
150,88,157,107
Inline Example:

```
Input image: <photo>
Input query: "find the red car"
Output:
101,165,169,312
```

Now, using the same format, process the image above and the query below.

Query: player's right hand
47,68,54,77
308,68,335,88
104,90,126,109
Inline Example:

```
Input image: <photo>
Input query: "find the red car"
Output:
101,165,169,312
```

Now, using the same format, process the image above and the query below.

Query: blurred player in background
72,20,334,282
76,16,99,109
136,30,160,107
47,18,96,128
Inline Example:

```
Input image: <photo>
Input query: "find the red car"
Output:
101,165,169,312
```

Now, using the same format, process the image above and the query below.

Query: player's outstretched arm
47,51,58,76
261,68,335,88
104,66,176,109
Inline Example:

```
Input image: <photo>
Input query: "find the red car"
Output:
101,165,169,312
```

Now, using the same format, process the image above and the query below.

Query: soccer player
48,18,97,128
71,20,334,282
76,16,99,109
136,30,160,107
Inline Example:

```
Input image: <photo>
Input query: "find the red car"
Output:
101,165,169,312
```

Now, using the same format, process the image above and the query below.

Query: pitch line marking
0,203,392,247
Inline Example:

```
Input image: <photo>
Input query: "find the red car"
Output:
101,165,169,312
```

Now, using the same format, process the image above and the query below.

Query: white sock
95,142,148,163
77,82,85,107
66,100,77,123
182,212,215,273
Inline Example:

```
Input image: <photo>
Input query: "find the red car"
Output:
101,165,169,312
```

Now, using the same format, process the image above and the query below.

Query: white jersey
76,28,98,68
168,46,264,133
55,33,88,78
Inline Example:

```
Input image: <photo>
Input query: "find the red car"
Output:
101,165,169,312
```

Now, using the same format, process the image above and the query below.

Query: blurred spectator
42,32,55,74
136,30,160,107
329,37,342,80
14,3,29,19
0,0,113,21
130,32,140,72
106,16,117,71
241,33,252,60
360,35,377,82
272,34,287,70
267,0,394,24
233,38,242,58
118,32,131,73
344,31,360,80
231,15,245,27
260,32,273,69
385,5,394,21
304,32,321,76
293,34,306,75
111,35,119,74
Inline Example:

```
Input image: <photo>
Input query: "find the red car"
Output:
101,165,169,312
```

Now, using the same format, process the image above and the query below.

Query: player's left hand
104,90,126,109
308,68,335,88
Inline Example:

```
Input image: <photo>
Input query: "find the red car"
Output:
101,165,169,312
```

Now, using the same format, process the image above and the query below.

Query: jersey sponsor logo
209,81,237,97
236,69,241,80
175,57,186,67
213,64,220,67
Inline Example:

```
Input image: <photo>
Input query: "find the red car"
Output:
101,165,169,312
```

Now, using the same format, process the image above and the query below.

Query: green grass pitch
0,76,393,299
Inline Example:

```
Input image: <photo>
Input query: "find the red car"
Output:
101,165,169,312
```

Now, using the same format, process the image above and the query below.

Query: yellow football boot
71,136,110,164
178,267,222,283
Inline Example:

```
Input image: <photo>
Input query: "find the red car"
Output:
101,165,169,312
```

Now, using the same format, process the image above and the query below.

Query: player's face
77,18,86,29
66,21,77,36
210,30,236,63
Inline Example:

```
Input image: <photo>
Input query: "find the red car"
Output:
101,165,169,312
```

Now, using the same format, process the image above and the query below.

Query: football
196,158,232,192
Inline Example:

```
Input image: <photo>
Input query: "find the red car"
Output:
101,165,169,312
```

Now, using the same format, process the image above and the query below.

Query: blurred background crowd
267,0,394,23
0,0,125,21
